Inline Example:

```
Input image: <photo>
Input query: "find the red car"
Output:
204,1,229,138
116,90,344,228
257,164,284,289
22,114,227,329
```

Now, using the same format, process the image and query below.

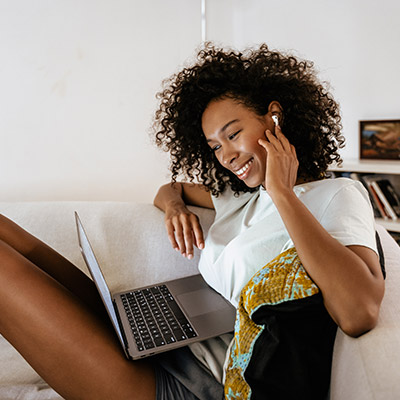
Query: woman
153,43,385,398
0,43,384,400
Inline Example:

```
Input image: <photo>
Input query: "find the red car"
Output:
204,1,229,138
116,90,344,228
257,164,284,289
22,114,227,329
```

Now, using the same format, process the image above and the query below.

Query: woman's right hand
164,204,204,259
154,182,213,259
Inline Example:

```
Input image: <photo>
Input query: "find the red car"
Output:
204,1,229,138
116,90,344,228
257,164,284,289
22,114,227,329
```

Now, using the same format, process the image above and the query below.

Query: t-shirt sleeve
320,181,378,254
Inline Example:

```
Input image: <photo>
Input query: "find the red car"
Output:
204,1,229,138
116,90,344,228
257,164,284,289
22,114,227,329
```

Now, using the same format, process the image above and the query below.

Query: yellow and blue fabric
224,248,337,400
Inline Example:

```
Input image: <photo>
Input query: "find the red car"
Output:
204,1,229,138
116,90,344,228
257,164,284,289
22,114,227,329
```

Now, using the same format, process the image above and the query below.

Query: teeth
236,159,253,176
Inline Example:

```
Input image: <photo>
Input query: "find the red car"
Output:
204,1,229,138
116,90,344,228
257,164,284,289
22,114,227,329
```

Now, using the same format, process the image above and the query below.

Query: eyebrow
206,119,239,142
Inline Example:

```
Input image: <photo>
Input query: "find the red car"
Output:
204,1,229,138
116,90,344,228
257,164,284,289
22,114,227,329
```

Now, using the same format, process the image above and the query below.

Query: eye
228,130,241,140
212,144,221,152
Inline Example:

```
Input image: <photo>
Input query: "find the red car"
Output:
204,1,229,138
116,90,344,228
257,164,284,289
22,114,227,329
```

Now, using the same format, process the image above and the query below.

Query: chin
243,179,262,188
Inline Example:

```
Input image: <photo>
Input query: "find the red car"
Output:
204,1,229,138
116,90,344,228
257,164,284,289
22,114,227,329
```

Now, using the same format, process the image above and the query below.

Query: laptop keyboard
121,285,197,352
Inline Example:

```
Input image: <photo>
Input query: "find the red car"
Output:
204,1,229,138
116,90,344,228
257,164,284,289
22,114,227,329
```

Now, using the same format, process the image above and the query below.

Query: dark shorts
153,346,224,400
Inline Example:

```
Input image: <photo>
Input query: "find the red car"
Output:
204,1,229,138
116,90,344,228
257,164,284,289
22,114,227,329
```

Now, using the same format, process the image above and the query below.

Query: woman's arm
269,189,384,337
259,126,385,337
154,182,213,259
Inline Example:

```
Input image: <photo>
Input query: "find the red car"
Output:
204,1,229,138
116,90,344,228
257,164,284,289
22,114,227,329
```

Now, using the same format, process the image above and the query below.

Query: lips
234,159,253,180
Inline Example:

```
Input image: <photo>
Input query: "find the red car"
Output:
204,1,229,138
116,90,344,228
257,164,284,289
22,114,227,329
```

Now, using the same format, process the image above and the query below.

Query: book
371,181,397,220
375,179,400,218
359,175,389,219
350,173,382,218
367,181,389,219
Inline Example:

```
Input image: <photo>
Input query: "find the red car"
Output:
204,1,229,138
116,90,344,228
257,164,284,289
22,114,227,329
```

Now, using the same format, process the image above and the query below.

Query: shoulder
307,178,377,252
308,178,374,219
299,177,368,201
322,177,369,203
296,178,373,221
211,186,258,215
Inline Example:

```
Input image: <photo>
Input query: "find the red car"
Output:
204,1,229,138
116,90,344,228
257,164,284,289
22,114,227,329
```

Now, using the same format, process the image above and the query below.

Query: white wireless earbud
272,115,279,126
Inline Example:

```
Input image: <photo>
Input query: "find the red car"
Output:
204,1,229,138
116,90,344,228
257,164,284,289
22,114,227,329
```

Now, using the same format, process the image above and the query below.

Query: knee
0,215,34,255
0,214,17,241
0,239,25,273
0,214,13,228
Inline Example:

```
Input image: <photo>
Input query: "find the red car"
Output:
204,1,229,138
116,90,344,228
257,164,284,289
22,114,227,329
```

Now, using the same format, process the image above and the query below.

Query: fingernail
199,243,204,250
188,254,193,260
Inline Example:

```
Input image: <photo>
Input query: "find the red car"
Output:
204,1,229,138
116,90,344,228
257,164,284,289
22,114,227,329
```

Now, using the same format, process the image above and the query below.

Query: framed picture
359,119,400,160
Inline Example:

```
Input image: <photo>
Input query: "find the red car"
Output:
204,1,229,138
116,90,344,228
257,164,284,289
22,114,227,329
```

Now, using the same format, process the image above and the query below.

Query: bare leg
0,214,105,316
0,216,156,399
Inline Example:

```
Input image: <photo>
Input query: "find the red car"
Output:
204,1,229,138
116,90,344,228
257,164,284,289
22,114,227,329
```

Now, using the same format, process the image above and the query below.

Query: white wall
0,0,202,202
1,0,399,202
206,0,400,161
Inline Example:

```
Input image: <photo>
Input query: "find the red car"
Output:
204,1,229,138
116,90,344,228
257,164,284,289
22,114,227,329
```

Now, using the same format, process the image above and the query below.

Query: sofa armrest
330,225,400,400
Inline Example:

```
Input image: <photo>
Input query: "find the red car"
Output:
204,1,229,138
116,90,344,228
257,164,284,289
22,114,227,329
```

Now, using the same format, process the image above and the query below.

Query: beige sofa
0,202,399,399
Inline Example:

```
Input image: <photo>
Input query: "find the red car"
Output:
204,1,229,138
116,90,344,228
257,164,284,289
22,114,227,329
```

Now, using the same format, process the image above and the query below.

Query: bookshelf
329,159,400,233
330,159,400,176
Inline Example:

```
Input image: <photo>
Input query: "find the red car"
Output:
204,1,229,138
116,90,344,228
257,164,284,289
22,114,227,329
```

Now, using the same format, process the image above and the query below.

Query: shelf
330,159,400,233
330,159,400,174
376,218,400,233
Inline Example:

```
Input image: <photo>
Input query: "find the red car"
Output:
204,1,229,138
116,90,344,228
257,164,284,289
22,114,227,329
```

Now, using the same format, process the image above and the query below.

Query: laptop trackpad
177,289,229,317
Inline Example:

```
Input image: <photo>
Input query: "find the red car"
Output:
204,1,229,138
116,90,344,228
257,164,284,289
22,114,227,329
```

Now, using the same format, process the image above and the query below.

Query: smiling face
202,97,278,188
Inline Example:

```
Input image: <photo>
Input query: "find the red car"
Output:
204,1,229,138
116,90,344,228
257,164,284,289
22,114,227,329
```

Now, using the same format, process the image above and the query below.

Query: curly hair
153,43,345,196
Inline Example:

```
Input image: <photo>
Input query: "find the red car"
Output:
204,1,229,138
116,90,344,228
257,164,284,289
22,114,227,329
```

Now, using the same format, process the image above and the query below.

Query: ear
267,101,284,125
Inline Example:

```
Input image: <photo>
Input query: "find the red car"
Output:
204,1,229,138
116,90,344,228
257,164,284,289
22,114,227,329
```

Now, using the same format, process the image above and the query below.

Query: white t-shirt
198,177,378,307
190,177,378,382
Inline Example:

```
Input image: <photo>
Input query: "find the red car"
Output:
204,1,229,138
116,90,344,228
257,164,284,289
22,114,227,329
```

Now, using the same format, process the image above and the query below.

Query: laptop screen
75,213,124,346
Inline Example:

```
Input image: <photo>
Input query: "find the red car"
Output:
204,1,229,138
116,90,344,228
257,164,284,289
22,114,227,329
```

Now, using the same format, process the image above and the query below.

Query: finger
258,137,272,151
182,224,195,259
171,218,187,255
191,218,205,250
265,129,284,151
180,213,198,258
274,125,292,152
290,143,298,159
165,220,180,251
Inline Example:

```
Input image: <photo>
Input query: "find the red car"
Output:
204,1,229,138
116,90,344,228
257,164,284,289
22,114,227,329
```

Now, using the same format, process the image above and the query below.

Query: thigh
0,239,156,400
0,214,105,316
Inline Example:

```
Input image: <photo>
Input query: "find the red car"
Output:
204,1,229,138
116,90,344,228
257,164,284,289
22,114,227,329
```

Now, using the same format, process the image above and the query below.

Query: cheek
254,143,267,164
215,154,223,166
213,152,226,168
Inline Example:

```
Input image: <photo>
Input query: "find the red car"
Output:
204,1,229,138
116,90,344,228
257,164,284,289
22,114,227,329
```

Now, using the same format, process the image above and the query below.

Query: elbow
331,275,385,338
339,303,381,338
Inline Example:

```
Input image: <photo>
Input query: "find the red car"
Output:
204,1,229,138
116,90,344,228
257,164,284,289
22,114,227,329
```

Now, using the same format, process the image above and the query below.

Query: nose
220,144,238,167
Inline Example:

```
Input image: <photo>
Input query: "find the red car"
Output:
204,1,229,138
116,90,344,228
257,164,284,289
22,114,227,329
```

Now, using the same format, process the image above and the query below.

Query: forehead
201,98,253,137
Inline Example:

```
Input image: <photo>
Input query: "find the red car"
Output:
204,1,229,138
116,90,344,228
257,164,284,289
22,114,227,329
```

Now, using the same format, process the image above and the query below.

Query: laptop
75,212,236,360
